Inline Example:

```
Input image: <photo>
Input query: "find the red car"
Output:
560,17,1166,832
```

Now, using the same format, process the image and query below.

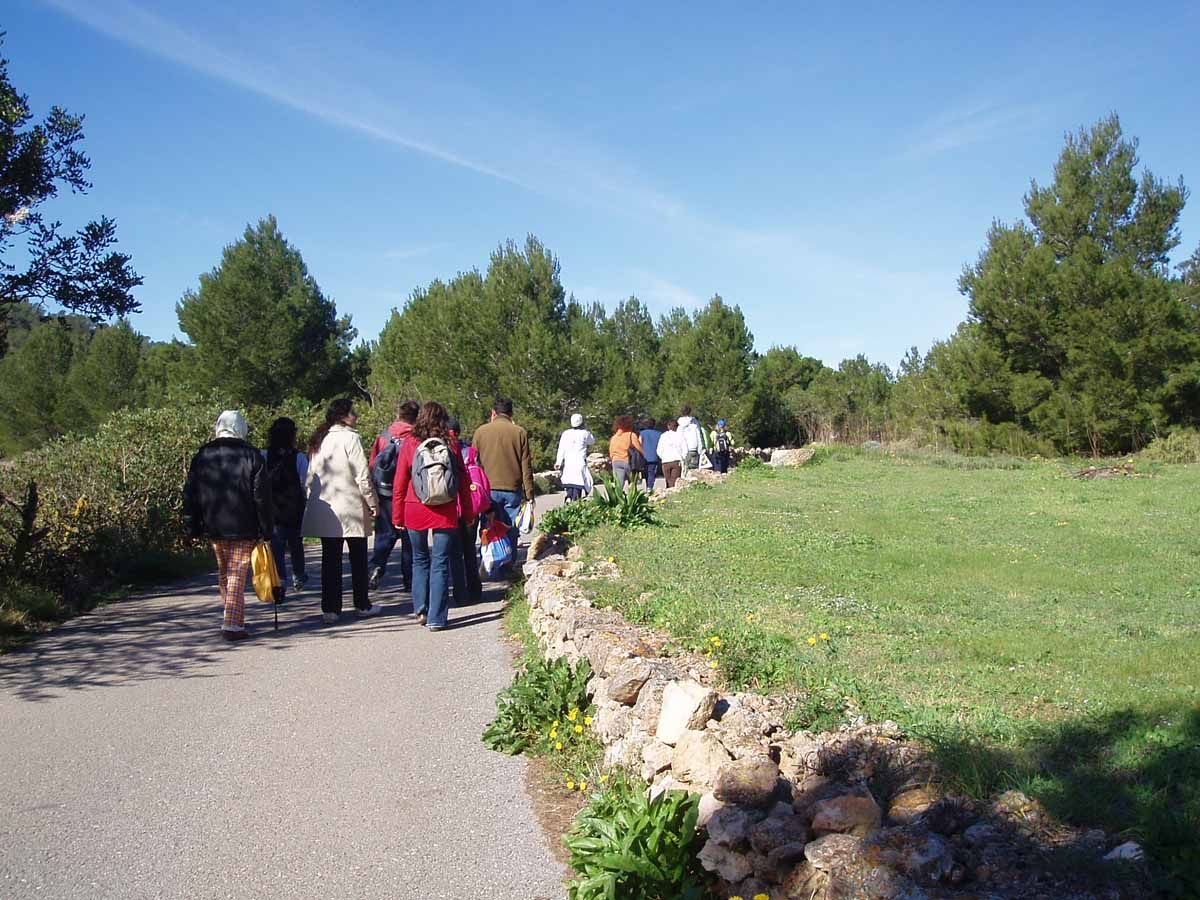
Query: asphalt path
0,532,566,900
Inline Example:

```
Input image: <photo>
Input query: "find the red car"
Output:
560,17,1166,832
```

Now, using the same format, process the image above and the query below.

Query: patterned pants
213,539,256,631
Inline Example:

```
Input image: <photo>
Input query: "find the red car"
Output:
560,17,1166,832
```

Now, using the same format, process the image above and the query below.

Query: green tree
744,347,825,446
0,321,80,453
176,216,356,407
661,295,754,427
958,114,1195,453
0,36,140,353
59,320,145,431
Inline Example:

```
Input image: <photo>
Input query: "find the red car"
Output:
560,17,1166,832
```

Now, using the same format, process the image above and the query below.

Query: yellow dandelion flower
574,724,583,733
807,635,817,646
754,894,770,900
820,633,829,641
599,774,608,783
555,741,563,750
566,780,574,790
728,896,744,900
567,709,579,721
607,556,615,563
708,661,718,669
709,635,721,646
579,780,588,791
584,716,593,726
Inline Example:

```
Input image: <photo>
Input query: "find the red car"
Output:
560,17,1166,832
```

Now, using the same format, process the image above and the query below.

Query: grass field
581,448,1200,893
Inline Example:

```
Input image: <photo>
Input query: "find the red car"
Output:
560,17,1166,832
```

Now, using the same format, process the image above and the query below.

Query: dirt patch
523,753,588,868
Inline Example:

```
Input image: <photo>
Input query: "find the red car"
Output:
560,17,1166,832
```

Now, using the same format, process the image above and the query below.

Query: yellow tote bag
250,542,282,603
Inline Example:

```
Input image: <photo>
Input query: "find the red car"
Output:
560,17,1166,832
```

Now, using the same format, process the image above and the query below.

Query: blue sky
7,0,1200,368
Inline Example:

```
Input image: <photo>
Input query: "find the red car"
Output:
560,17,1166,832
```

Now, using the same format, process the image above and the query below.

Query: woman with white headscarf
555,413,595,502
183,410,273,642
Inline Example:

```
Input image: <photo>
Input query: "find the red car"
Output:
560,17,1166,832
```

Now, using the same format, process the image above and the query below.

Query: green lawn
581,449,1200,893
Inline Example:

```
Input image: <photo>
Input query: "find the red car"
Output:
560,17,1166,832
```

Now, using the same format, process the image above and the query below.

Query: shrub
735,455,764,470
938,418,1056,458
564,774,707,900
1141,428,1200,464
482,656,593,755
0,577,65,648
538,476,661,538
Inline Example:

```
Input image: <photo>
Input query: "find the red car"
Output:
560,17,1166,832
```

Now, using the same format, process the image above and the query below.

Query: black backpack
268,448,306,528
372,434,403,497
716,430,732,453
628,443,646,473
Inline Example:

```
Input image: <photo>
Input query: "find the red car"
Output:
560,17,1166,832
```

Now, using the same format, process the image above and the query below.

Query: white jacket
657,430,687,463
678,416,702,452
555,427,596,489
302,425,377,538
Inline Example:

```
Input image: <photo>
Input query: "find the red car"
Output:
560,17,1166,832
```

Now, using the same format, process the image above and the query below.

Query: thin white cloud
384,243,447,262
900,99,1053,160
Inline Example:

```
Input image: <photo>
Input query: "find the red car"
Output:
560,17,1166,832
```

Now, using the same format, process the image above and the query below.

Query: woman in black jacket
183,410,273,641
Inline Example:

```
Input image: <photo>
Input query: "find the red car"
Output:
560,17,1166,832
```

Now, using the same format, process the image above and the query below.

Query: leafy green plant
482,655,593,755
589,476,661,529
564,774,706,900
539,499,607,537
1140,428,1200,464
735,455,764,470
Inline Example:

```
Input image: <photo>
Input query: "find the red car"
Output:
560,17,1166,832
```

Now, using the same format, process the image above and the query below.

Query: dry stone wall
520,473,1145,899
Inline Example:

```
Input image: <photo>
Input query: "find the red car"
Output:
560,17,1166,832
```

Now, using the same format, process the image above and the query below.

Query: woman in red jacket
392,401,475,630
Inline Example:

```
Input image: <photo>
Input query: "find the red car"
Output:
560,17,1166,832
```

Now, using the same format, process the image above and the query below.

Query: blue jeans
409,527,459,628
644,461,659,491
270,525,306,587
489,489,524,529
370,502,412,589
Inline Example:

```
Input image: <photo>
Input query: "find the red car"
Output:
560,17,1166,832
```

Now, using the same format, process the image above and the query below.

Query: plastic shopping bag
514,500,535,535
698,450,713,470
480,520,515,575
250,541,282,603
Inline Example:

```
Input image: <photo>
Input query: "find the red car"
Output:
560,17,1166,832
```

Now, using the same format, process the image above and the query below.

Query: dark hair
446,416,461,435
638,417,656,431
666,418,678,431
493,397,514,417
267,417,298,453
414,400,451,442
309,398,355,455
680,404,692,417
614,414,634,433
397,399,420,424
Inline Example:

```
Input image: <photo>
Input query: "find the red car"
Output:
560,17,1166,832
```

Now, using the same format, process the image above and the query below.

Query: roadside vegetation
580,449,1200,893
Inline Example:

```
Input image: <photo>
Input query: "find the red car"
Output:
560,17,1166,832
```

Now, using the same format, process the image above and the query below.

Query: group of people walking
183,398,534,641
554,404,734,498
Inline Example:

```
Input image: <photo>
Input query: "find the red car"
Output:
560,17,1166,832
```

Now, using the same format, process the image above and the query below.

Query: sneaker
356,604,383,618
322,612,338,625
416,611,427,625
368,567,384,591
426,624,446,632
221,629,250,642
292,575,308,592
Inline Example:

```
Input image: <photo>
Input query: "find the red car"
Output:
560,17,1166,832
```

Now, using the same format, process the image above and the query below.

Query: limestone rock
607,658,652,705
698,839,753,882
655,680,718,745
640,739,674,780
672,730,731,788
749,813,810,855
1104,841,1145,862
705,806,753,848
811,794,883,837
714,755,781,808
769,448,815,467
888,786,938,825
762,842,807,883
863,826,953,883
594,703,632,743
697,791,725,828
962,822,998,847
804,833,864,871
632,677,667,732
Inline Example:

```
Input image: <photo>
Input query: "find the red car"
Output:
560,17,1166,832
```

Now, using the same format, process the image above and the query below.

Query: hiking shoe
356,604,383,618
368,567,384,591
221,629,250,642
322,612,338,625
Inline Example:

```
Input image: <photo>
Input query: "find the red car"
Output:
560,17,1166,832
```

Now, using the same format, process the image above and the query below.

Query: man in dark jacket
367,399,418,591
183,410,273,641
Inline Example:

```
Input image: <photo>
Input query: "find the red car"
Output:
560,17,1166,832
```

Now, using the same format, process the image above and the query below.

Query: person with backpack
302,399,382,624
472,398,535,533
712,419,734,474
448,417,483,604
677,405,703,471
555,413,595,502
182,410,273,642
263,417,309,600
368,399,419,592
608,414,646,493
657,418,686,489
392,401,475,630
638,417,663,493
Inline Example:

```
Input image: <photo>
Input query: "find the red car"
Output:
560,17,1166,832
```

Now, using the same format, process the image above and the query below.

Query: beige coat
301,425,377,538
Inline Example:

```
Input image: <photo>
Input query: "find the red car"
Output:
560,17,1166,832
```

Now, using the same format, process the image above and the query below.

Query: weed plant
539,476,661,538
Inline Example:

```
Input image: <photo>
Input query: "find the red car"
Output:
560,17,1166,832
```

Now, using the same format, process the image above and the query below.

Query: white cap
570,413,584,428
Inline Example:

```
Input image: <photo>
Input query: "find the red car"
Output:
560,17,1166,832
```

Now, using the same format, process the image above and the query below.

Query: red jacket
392,436,475,531
369,420,413,467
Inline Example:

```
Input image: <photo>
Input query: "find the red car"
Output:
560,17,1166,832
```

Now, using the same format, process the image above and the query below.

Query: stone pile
520,523,1147,897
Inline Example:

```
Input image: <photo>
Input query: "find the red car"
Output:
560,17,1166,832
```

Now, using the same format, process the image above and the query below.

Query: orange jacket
609,429,644,462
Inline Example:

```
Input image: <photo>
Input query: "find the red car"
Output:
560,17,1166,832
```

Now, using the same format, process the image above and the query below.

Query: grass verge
581,448,1200,895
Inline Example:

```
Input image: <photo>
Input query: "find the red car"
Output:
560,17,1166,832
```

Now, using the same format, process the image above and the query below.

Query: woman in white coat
302,399,382,623
555,413,595,502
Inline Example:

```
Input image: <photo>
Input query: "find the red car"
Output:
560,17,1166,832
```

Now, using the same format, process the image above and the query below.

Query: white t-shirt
657,430,687,463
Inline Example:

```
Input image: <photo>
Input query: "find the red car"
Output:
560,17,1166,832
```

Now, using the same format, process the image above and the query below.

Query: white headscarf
570,413,584,428
214,410,248,440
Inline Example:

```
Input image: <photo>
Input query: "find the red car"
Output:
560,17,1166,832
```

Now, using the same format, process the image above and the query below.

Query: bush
939,418,1056,458
735,455,764,470
538,476,661,538
482,656,593,756
564,774,707,900
0,577,65,647
1141,428,1200,464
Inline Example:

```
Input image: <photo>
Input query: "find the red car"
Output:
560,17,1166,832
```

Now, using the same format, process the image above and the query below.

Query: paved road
0,542,566,899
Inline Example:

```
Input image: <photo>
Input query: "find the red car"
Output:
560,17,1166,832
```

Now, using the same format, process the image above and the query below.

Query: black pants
714,451,730,474
457,520,483,602
321,537,369,613
565,485,586,502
